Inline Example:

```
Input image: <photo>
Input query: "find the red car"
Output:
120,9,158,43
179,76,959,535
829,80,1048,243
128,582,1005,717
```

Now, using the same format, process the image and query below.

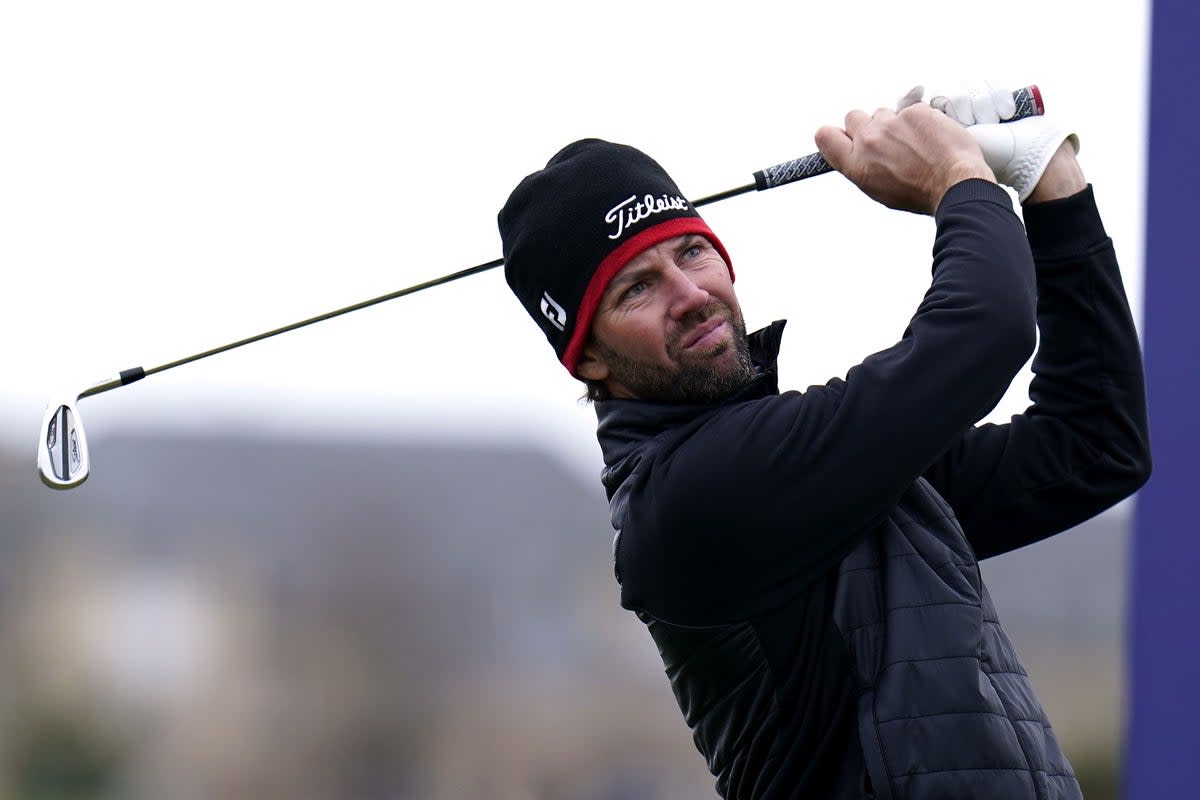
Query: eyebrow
604,236,708,304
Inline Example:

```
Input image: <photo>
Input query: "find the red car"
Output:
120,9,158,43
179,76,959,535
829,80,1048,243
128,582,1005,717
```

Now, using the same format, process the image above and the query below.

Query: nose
665,266,710,319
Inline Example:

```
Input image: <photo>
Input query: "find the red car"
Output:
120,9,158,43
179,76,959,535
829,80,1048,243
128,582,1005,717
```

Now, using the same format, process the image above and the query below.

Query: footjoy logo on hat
540,291,566,332
605,193,689,240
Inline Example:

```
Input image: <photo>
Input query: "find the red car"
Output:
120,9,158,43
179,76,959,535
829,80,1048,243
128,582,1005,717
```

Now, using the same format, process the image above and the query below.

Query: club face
38,400,90,489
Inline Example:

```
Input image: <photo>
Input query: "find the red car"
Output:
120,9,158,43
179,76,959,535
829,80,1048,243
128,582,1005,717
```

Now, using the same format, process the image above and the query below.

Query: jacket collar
593,320,787,479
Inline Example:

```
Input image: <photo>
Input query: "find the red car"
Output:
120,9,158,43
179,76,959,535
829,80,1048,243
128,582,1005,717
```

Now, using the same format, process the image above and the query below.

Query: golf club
37,86,1045,489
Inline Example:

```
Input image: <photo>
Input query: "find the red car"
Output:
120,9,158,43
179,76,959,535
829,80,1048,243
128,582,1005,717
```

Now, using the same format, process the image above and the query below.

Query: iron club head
37,398,91,489
36,374,130,490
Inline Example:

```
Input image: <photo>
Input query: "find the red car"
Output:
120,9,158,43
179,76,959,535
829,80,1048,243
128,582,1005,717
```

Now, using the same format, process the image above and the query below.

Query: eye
620,280,647,303
680,239,706,262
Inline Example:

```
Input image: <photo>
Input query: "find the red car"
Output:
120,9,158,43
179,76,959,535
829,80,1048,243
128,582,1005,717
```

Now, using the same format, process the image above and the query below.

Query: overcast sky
2,1,1149,484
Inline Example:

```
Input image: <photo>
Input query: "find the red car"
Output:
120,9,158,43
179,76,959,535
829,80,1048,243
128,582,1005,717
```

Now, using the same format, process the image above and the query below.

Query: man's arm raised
922,149,1151,558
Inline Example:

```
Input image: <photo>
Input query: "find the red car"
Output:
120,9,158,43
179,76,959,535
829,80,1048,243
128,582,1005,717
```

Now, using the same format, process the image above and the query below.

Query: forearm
1023,185,1150,473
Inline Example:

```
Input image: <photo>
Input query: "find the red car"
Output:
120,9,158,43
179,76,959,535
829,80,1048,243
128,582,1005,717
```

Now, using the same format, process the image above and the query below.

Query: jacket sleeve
617,180,1039,625
920,185,1151,559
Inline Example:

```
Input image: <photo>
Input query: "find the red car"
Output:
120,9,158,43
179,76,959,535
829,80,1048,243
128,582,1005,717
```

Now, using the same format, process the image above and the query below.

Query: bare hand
815,103,996,214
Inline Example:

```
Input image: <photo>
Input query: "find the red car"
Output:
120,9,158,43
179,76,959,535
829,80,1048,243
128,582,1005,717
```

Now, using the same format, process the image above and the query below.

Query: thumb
815,125,852,173
895,85,925,111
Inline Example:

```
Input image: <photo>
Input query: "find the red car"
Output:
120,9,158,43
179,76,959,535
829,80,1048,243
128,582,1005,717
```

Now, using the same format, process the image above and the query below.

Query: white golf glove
895,85,927,112
898,83,1079,202
967,117,1079,202
929,81,1017,124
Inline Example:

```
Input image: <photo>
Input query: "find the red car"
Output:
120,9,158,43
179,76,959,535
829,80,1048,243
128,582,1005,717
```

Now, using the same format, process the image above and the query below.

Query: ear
575,343,610,383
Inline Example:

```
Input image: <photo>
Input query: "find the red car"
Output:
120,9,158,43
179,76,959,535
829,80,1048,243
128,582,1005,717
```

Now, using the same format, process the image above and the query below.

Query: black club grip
752,152,835,191
752,85,1045,192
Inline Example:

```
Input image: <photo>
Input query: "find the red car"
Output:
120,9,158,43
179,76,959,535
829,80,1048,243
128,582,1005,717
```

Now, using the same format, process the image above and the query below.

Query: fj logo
540,291,566,332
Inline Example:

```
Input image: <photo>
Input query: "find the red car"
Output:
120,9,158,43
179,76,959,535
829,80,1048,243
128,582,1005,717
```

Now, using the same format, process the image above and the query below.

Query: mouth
681,317,728,352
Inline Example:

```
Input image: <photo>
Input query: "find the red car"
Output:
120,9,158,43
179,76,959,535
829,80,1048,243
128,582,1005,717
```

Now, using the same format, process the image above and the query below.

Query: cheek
598,314,670,362
696,262,735,297
623,321,669,358
706,280,740,316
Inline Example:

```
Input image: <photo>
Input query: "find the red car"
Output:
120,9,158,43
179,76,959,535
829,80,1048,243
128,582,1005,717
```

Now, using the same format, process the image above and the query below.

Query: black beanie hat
498,139,733,376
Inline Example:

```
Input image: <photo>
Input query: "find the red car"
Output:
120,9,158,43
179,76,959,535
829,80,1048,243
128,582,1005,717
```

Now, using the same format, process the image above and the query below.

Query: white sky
1,1,1150,485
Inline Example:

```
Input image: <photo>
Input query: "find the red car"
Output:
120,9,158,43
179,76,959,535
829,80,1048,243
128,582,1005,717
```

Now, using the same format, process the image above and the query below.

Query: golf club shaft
79,257,508,400
72,185,743,402
78,85,1043,400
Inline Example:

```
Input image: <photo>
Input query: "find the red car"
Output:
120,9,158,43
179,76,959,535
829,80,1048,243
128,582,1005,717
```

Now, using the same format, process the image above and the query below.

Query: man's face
577,234,756,403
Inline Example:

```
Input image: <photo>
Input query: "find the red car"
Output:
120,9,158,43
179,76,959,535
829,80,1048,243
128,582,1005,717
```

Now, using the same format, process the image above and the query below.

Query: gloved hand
966,117,1080,202
895,85,926,112
899,83,1080,202
929,82,1017,124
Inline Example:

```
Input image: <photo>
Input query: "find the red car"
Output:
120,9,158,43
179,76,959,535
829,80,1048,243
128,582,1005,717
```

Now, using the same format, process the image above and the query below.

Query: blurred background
1,2,1151,798
0,438,1136,799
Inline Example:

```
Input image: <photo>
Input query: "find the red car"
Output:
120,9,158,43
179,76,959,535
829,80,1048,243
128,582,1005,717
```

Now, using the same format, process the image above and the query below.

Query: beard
592,301,757,404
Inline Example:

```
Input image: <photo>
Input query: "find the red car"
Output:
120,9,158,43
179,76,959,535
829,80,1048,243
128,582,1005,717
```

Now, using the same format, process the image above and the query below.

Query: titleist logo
605,193,688,240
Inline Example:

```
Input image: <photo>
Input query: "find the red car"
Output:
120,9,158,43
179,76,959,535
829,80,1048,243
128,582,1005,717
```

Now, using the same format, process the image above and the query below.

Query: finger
991,85,1017,121
895,85,924,111
970,86,1001,124
843,109,871,138
872,106,896,120
930,94,970,125
814,125,853,173
949,93,975,124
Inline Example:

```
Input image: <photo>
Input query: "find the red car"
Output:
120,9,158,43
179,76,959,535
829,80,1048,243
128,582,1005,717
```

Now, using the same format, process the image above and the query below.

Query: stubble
594,302,757,404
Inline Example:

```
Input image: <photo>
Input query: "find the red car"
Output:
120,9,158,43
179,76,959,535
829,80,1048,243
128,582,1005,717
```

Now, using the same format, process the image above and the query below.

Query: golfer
498,86,1150,799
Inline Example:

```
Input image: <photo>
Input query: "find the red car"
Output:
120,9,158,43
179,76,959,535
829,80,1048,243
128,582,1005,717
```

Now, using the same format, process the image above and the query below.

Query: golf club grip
752,84,1045,192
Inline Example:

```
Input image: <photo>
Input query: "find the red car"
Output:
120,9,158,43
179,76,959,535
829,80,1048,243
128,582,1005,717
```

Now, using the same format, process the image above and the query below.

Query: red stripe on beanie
561,217,734,375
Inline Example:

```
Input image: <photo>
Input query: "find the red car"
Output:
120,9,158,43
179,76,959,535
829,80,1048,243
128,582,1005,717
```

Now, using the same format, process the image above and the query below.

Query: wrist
934,162,997,208
1023,142,1087,205
934,177,1015,222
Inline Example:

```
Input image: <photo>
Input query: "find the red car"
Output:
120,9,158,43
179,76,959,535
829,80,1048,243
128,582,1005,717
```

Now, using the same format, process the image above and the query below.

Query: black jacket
594,181,1151,798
